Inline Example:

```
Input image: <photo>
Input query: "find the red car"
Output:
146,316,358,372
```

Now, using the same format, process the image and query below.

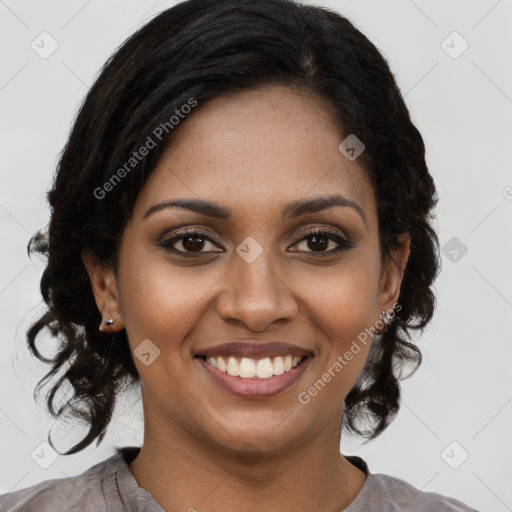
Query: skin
83,85,410,512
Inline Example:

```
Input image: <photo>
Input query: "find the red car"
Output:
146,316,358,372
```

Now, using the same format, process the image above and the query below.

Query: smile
196,354,314,398
203,355,305,379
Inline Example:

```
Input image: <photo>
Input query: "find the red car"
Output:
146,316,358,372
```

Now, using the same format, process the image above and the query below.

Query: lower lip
196,356,313,398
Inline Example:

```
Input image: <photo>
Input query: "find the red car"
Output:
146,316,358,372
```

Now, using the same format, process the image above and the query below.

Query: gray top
0,446,479,511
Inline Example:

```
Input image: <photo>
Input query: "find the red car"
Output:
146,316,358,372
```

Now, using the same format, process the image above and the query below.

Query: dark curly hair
26,0,440,455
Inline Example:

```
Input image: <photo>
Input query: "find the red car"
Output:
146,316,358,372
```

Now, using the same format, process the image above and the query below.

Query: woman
0,0,479,510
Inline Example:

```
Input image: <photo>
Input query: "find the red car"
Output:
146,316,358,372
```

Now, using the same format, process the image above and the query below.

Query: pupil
309,235,328,252
183,236,204,251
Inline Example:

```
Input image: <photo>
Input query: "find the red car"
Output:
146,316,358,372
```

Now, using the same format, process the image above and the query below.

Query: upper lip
195,341,312,359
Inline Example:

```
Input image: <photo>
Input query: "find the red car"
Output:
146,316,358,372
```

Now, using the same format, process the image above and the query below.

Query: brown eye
291,229,354,255
303,233,331,252
158,230,223,255
180,234,207,252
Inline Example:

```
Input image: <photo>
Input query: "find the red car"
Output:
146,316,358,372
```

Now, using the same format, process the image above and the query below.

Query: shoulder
0,453,117,512
359,472,480,512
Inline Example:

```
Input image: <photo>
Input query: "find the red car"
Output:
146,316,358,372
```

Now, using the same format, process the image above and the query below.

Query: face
84,85,409,455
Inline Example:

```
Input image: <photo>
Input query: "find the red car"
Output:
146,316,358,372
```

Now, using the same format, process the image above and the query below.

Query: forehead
133,85,376,226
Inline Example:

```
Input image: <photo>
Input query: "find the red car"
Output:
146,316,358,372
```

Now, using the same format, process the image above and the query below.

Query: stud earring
99,318,115,331
380,309,395,333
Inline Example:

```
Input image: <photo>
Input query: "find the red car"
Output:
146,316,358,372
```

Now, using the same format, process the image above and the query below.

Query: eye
157,227,354,257
290,228,354,255
158,229,223,255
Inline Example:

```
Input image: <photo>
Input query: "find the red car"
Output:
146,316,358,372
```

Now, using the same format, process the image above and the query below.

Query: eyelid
158,226,224,245
182,227,224,246
296,225,348,242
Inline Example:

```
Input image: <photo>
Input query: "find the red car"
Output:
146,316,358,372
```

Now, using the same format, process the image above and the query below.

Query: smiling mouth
196,354,312,379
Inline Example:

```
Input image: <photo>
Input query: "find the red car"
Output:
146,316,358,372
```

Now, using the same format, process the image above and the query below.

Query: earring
99,318,115,331
380,309,394,333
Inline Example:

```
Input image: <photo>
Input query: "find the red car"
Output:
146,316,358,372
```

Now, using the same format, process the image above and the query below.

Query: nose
216,248,299,332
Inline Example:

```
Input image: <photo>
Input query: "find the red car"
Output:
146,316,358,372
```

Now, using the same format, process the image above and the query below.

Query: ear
82,252,124,333
376,233,411,322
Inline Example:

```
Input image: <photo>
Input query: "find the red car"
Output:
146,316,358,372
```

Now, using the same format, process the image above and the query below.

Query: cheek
300,254,378,329
298,256,377,382
310,288,373,363
116,251,219,347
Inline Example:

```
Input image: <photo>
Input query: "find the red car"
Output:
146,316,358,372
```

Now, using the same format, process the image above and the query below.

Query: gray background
1,1,511,510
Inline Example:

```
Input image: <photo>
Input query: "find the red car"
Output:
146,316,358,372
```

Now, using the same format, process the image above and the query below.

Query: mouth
197,354,307,378
195,353,314,398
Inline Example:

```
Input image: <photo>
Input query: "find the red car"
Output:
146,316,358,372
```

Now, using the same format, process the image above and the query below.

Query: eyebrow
143,194,367,228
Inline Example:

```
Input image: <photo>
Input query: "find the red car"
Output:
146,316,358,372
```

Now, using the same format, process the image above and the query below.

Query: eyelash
157,227,354,257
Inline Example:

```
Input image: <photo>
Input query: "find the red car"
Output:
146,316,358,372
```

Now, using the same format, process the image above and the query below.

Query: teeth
256,357,273,379
239,357,256,378
227,357,239,376
272,356,284,375
217,356,227,372
205,354,305,379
